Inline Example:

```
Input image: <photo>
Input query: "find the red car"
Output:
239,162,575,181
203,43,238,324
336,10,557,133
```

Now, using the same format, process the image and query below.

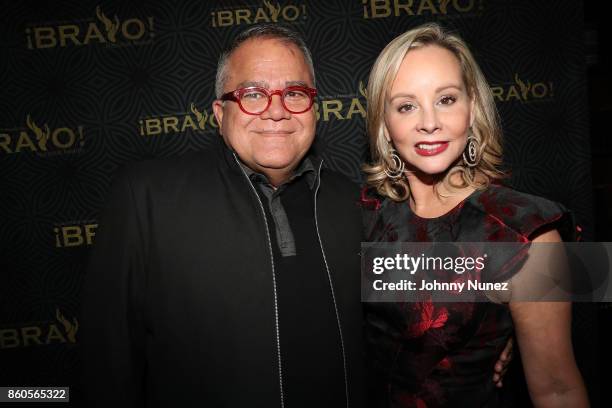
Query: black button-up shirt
239,158,316,257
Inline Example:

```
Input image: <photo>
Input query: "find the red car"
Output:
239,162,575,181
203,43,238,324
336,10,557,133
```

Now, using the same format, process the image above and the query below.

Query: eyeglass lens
240,88,312,114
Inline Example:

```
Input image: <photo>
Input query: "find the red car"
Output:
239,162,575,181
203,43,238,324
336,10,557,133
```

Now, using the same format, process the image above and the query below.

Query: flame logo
263,0,282,22
190,103,208,128
56,308,78,343
358,81,367,98
438,0,452,14
95,5,120,43
26,114,50,151
514,74,531,100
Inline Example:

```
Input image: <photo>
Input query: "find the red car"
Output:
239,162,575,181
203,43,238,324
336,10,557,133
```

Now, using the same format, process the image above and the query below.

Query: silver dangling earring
463,131,480,168
383,146,405,179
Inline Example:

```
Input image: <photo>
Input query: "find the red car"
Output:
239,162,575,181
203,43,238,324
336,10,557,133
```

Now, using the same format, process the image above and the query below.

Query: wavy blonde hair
363,23,505,202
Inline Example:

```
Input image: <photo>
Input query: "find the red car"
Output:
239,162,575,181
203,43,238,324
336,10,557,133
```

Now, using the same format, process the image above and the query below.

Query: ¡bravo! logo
139,103,218,137
0,308,78,350
211,0,307,27
491,74,555,103
0,115,84,155
54,221,98,248
314,81,367,122
25,5,154,49
362,0,483,19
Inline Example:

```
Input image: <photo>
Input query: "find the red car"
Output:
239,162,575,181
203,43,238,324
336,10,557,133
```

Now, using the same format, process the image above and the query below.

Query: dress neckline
406,188,482,222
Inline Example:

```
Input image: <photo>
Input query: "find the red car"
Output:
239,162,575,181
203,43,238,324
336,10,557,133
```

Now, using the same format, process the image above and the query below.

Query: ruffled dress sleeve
464,184,578,284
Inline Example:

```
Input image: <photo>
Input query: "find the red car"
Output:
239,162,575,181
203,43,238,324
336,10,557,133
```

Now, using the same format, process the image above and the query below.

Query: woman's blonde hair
363,23,505,202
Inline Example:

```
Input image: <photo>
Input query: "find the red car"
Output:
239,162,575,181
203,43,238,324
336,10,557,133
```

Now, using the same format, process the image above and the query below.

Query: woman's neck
405,171,475,219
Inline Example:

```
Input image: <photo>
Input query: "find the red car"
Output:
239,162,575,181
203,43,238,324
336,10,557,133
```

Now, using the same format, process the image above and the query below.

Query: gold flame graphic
56,308,78,343
263,0,282,22
190,103,208,128
514,74,531,100
95,5,120,43
358,81,367,98
438,0,452,14
26,114,50,151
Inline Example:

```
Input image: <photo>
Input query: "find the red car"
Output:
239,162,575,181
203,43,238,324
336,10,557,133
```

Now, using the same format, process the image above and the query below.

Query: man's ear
212,100,224,136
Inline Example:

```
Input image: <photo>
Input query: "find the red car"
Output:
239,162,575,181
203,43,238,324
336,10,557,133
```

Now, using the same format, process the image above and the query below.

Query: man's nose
261,93,291,120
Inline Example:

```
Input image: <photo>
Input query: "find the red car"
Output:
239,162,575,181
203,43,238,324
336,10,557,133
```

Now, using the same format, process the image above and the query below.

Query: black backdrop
0,0,598,406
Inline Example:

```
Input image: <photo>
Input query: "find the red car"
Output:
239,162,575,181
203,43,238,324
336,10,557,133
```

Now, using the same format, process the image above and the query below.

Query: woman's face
384,45,474,177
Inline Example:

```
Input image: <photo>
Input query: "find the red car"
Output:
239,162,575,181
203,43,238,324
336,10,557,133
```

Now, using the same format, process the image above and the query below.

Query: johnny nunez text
372,279,509,292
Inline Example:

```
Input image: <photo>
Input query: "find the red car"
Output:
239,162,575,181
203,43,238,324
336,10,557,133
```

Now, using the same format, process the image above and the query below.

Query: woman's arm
509,229,589,408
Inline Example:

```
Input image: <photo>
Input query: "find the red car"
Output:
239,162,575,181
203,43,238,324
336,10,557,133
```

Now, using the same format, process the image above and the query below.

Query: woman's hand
493,337,513,387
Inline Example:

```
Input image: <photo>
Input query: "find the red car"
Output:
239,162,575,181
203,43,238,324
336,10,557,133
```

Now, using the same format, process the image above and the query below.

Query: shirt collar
237,155,317,190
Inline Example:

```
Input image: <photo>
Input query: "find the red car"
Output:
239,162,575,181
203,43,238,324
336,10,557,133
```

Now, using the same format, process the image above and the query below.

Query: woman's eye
439,95,457,105
398,103,415,113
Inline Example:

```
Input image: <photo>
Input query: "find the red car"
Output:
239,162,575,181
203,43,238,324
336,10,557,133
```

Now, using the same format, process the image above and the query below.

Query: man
81,24,364,407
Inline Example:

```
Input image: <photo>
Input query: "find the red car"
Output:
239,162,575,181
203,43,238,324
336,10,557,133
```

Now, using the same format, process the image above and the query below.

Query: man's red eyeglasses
220,86,317,115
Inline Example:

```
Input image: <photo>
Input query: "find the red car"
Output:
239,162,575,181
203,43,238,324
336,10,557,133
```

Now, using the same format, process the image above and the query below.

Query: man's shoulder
319,166,359,190
129,149,217,175
123,148,222,181
113,149,225,198
318,165,361,205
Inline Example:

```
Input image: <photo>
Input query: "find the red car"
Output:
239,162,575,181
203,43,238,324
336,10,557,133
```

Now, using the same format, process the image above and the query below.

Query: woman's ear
469,91,476,128
383,123,391,143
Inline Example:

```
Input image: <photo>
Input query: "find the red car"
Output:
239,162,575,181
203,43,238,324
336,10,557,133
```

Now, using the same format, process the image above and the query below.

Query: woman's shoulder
466,183,577,241
359,185,409,222
359,185,401,241
359,185,387,211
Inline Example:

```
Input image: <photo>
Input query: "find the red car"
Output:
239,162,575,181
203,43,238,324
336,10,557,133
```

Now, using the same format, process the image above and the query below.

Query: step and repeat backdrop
0,0,597,405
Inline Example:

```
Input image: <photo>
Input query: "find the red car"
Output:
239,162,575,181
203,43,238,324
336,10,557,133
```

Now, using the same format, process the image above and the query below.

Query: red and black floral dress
362,184,576,408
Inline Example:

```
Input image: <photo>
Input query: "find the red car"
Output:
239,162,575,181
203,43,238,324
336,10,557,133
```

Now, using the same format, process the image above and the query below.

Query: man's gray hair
215,24,316,98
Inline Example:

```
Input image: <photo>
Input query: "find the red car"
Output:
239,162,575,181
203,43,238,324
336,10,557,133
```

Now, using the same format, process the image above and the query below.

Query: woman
362,23,589,407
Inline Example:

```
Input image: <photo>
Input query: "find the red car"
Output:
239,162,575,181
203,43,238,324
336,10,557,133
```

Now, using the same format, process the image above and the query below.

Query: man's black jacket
80,143,364,407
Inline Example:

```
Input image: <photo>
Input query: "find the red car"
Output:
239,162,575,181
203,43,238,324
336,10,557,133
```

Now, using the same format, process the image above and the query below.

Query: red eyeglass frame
220,86,317,115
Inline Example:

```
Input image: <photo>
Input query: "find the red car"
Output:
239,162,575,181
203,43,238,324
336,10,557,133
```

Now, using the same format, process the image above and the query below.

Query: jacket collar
219,140,323,190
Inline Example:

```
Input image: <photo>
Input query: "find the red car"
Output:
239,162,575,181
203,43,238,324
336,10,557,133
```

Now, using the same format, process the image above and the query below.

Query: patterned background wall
0,0,598,406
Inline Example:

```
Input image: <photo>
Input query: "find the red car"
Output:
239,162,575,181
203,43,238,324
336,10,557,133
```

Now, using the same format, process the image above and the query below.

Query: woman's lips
414,141,449,156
